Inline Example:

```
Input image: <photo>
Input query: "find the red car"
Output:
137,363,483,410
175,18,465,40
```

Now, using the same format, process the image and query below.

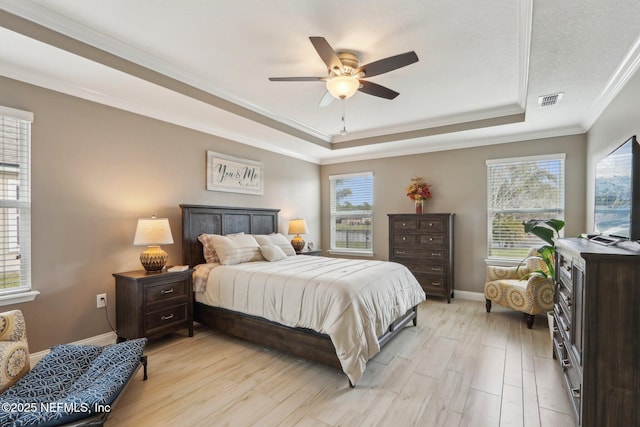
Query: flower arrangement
406,177,432,201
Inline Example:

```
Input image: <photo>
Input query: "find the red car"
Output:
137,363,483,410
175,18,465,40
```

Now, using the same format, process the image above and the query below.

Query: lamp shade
133,217,174,245
288,218,308,235
326,76,359,99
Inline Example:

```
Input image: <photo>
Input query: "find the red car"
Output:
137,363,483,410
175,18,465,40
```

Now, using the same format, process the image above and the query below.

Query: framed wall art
206,151,264,195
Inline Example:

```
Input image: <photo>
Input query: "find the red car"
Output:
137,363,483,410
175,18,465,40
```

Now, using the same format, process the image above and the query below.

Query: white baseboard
452,290,485,302
29,331,118,365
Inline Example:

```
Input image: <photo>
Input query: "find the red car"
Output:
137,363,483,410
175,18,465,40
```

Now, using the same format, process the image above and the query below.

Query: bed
180,204,425,386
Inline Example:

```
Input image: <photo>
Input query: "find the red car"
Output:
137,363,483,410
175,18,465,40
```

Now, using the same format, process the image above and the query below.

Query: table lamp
288,218,308,254
133,216,174,272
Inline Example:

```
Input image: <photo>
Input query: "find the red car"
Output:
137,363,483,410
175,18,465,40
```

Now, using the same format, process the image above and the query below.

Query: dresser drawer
144,279,188,306
145,303,188,333
404,262,446,276
417,234,445,246
417,217,446,231
414,274,448,294
392,247,445,260
391,219,417,231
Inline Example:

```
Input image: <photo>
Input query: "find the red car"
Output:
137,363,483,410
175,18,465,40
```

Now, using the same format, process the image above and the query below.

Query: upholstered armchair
0,309,30,393
484,248,554,328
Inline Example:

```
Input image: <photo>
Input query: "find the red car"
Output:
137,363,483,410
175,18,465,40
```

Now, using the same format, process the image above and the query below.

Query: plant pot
547,311,554,342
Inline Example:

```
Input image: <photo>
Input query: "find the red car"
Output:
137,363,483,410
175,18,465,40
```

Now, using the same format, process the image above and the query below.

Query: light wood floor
105,299,576,427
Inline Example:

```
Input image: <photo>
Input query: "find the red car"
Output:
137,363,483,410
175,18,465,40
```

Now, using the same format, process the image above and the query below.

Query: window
0,106,33,298
329,172,373,255
487,154,565,259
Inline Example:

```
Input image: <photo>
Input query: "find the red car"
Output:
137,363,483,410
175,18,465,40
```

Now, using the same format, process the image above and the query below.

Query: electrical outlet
96,293,107,308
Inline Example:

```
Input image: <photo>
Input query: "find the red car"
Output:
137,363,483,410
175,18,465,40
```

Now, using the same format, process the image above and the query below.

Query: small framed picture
206,151,264,195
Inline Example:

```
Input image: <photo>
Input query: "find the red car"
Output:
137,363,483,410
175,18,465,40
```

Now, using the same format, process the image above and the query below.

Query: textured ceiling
1,0,640,163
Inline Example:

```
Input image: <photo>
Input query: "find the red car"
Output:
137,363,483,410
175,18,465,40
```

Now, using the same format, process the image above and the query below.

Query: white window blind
329,171,373,255
0,107,32,295
487,154,565,259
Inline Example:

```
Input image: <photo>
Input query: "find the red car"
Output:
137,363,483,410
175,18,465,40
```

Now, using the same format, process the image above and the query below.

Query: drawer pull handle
557,342,564,349
553,327,559,333
402,237,407,241
431,267,442,272
161,314,174,321
429,223,433,227
571,388,580,398
397,250,406,255
429,237,433,241
431,282,442,287
431,252,441,256
161,288,174,295
561,359,570,368
402,223,406,226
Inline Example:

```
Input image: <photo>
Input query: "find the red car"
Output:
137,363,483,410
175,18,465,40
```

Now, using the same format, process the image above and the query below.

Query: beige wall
586,65,640,231
320,134,587,295
0,76,320,352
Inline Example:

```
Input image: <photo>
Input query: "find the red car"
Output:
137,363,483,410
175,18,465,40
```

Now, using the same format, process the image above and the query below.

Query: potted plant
518,218,565,339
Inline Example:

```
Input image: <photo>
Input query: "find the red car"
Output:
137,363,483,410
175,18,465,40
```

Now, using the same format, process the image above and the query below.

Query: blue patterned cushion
0,338,146,427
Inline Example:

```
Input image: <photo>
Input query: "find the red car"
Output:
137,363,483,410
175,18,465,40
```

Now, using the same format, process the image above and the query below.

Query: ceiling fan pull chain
340,99,348,135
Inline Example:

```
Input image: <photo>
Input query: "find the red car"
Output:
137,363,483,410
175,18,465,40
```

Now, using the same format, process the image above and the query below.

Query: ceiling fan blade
356,51,419,77
358,80,399,99
309,36,344,73
268,77,325,82
318,91,334,108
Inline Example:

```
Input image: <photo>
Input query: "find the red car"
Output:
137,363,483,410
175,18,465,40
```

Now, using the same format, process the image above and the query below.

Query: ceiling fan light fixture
326,76,359,99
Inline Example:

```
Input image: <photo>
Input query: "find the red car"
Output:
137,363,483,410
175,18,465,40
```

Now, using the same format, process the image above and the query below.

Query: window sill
0,290,40,307
328,250,374,258
484,257,521,267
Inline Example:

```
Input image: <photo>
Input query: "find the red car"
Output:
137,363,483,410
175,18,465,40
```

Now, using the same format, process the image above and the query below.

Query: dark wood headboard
180,204,280,267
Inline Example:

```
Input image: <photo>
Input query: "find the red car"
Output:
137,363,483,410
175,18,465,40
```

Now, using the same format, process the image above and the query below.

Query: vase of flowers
406,177,432,214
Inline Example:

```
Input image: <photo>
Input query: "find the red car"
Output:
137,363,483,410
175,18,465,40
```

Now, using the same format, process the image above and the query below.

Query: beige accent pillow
260,245,288,262
253,233,297,257
197,233,220,263
201,233,263,265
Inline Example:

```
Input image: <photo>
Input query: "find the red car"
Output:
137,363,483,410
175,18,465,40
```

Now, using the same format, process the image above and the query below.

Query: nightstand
299,250,322,256
113,268,194,342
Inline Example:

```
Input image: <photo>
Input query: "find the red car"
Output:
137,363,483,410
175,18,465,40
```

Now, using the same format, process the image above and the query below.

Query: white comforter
193,256,425,384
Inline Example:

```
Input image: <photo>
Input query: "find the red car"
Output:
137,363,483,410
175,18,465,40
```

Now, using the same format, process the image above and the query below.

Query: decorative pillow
260,245,288,262
253,233,297,257
198,233,220,263
203,234,263,265
526,249,549,274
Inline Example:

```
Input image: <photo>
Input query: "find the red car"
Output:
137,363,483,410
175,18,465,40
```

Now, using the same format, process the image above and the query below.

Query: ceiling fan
269,37,419,107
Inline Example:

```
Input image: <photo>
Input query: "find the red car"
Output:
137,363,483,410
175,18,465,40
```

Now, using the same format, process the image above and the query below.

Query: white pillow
199,233,263,265
253,233,297,257
260,245,288,262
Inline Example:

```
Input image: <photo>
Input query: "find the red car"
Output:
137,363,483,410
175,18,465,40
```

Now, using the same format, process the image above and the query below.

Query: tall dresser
553,238,640,426
388,213,454,303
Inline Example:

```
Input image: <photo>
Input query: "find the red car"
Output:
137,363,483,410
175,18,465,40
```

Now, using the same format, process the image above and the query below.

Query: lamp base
140,245,168,272
291,235,305,254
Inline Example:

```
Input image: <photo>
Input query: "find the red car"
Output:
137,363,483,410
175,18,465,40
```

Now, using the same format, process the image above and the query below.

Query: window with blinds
487,154,565,259
329,171,373,255
0,107,32,296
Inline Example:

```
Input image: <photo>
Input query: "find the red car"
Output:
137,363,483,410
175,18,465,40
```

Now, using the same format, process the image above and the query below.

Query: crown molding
582,34,640,130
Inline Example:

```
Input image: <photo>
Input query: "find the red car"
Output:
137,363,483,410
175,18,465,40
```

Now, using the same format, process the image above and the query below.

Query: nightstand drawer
144,280,187,305
146,303,188,333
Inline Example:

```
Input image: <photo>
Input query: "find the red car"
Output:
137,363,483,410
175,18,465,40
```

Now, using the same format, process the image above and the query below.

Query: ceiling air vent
538,92,564,107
